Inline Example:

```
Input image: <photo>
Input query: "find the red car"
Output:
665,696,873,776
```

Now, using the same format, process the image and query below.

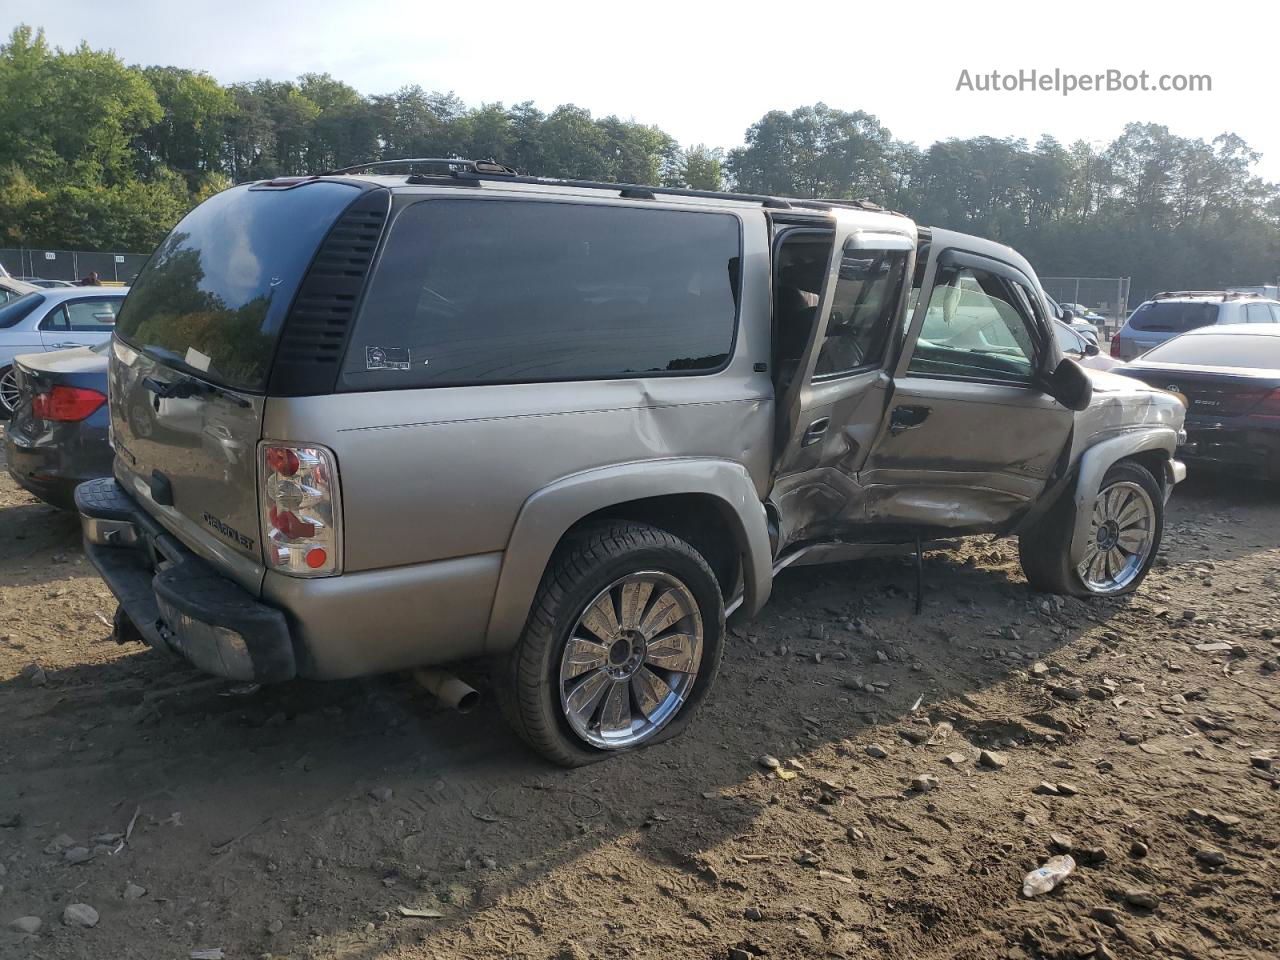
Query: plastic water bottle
1022,855,1076,897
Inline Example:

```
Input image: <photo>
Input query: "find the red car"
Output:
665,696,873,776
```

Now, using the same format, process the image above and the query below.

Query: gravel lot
1,440,1277,960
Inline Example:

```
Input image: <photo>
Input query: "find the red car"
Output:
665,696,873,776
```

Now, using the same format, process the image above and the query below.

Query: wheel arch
484,458,772,655
1068,428,1177,567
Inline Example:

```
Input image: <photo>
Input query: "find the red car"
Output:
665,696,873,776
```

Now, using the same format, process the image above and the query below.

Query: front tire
499,521,725,766
1019,460,1164,597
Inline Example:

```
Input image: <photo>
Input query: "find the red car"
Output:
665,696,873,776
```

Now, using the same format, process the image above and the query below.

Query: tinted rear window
0,293,45,329
1128,301,1219,333
114,181,360,392
340,199,741,391
1141,333,1280,368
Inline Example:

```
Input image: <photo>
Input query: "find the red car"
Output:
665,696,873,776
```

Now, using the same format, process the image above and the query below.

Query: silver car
1111,291,1280,361
0,286,128,415
78,161,1186,765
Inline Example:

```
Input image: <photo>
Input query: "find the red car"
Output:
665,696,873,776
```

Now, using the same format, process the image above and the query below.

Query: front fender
483,458,772,655
1068,428,1178,566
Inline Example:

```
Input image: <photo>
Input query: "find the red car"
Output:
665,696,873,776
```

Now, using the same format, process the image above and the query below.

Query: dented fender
484,458,773,655
1068,428,1179,566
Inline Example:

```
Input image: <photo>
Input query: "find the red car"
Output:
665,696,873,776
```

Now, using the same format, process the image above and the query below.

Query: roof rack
320,156,913,217
1151,290,1256,301
324,157,519,176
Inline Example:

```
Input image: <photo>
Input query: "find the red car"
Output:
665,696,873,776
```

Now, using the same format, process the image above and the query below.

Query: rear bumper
1181,418,1280,478
5,423,112,509
76,477,296,682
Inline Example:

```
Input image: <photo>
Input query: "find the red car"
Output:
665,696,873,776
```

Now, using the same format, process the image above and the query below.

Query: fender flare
1068,428,1178,566
484,458,772,654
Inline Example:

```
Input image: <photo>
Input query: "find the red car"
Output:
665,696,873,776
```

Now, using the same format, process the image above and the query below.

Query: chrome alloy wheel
0,368,19,413
1078,480,1156,594
558,570,704,749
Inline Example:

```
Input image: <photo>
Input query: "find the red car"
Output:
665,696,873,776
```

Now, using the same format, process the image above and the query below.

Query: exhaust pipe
412,668,480,713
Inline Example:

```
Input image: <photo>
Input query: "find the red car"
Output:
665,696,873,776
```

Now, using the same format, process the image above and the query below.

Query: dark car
1115,324,1280,480
4,342,112,508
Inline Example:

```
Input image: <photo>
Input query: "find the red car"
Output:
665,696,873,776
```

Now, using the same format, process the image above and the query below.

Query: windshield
1128,300,1219,333
1141,333,1280,368
114,181,360,392
0,292,46,329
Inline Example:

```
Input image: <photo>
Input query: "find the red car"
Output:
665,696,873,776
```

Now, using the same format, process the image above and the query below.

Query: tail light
1109,337,1123,359
32,385,107,422
1253,388,1280,418
259,442,342,577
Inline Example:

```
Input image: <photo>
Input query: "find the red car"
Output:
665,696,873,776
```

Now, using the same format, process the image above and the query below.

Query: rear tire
1019,460,1163,597
498,521,725,767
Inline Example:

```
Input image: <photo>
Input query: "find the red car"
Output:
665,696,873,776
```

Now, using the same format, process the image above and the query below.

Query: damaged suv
78,160,1186,765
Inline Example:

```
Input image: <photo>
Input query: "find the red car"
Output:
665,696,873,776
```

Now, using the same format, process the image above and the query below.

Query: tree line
1,25,1277,301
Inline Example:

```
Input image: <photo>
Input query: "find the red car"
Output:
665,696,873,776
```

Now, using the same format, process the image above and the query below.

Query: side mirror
1043,357,1093,411
1084,341,1100,356
1060,308,1075,322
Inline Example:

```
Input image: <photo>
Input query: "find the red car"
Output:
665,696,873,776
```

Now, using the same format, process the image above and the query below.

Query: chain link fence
1040,277,1131,336
0,248,150,285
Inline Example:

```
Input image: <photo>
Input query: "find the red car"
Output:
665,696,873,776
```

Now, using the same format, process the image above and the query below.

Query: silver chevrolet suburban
78,159,1186,765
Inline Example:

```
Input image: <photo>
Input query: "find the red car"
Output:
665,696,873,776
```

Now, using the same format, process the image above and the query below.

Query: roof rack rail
320,156,912,217
1150,289,1242,301
451,167,796,209
791,197,908,218
324,157,518,176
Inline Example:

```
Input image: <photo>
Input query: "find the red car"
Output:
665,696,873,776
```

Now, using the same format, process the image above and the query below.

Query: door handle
50,341,84,349
801,417,830,447
889,405,931,435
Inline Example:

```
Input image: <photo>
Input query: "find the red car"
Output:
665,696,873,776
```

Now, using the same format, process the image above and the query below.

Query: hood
0,277,38,297
1085,366,1172,397
1072,366,1186,451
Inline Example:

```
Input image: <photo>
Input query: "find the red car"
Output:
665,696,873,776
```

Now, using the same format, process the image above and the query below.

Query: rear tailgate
109,179,372,594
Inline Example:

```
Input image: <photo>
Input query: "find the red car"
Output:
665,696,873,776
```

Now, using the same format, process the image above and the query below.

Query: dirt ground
1,442,1277,960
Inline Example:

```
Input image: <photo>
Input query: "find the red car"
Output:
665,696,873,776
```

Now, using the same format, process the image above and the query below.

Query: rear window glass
340,199,741,391
1141,333,1280,368
114,181,360,392
1127,301,1219,333
0,293,45,329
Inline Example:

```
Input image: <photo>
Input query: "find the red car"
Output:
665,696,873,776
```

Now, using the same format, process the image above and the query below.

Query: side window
64,299,119,331
812,247,907,377
1245,302,1275,324
40,306,69,331
1271,305,1280,324
908,266,1038,384
341,200,741,391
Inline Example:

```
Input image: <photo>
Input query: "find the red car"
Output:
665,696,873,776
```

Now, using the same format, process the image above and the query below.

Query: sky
20,0,1280,180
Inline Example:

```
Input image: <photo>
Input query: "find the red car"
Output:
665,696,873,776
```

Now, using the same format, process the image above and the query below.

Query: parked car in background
1054,319,1122,371
1116,325,1280,480
17,277,76,288
1111,291,1280,361
0,286,127,416
77,163,1184,767
4,342,112,508
1045,295,1100,343
1058,302,1104,342
0,275,38,306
